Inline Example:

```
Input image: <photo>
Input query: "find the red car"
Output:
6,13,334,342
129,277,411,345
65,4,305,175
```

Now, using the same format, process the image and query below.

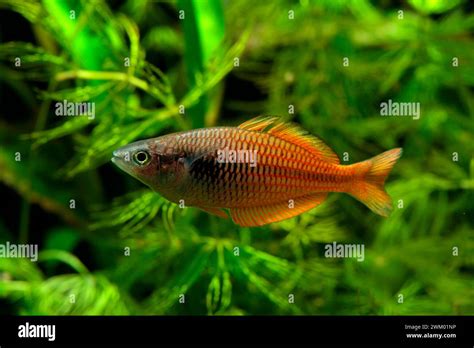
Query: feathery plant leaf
145,244,211,313
91,190,177,236
27,274,131,315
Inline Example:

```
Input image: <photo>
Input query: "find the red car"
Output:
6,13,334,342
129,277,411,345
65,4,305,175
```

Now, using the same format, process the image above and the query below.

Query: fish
112,116,402,227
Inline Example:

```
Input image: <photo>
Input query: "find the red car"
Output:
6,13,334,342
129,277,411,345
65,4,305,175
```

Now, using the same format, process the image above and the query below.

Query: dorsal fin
238,116,339,164
238,115,279,132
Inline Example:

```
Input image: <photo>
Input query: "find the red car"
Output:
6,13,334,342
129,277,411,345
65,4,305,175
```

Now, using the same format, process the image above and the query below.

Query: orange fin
198,206,229,219
229,193,327,227
238,115,279,132
348,148,402,217
238,116,339,164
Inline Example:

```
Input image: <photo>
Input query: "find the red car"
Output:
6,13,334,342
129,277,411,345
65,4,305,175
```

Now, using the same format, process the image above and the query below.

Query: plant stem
55,70,150,93
54,70,190,130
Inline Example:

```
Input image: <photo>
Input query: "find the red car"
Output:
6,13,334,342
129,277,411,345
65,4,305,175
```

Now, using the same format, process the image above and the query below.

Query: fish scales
172,127,345,207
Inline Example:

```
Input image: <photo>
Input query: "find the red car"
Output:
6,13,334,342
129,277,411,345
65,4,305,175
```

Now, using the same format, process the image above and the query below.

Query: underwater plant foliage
0,0,472,315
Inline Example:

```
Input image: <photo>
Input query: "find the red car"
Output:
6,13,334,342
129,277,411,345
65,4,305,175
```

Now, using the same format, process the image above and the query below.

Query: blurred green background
0,0,473,315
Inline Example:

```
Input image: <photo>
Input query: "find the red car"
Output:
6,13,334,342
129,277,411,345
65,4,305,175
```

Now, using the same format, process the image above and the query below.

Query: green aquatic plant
0,0,472,315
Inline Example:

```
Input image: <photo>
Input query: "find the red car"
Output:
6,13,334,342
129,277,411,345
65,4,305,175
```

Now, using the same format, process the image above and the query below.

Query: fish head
112,136,188,192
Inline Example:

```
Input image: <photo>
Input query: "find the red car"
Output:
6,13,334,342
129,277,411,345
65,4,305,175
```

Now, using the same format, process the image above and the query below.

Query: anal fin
198,206,229,219
230,192,327,227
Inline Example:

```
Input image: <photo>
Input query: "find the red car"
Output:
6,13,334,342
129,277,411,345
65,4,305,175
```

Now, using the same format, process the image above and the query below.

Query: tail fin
348,148,402,217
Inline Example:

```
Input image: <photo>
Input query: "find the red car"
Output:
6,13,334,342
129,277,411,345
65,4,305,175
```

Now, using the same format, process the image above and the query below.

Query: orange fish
112,116,402,227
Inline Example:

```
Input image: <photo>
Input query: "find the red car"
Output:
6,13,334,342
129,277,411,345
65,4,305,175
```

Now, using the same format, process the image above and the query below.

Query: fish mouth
111,149,126,169
111,150,119,164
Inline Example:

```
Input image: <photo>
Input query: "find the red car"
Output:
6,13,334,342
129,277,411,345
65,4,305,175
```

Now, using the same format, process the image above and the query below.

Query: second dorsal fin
238,116,339,164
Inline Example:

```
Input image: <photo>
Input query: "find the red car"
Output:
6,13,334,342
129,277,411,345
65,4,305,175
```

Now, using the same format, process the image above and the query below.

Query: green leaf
0,133,83,225
408,0,463,14
39,250,89,275
145,245,211,313
44,227,81,253
90,190,175,236
26,274,130,315
178,0,225,128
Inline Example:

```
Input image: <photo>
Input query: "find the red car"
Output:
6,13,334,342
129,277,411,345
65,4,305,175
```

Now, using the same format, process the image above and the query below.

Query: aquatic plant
0,0,472,315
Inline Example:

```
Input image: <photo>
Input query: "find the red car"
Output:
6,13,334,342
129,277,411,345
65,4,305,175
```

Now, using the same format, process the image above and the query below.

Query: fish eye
133,150,151,166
